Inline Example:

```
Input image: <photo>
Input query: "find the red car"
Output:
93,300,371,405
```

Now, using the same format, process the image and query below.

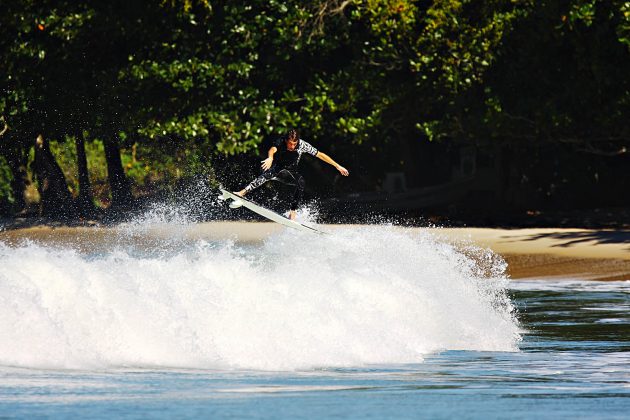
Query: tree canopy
1,0,628,218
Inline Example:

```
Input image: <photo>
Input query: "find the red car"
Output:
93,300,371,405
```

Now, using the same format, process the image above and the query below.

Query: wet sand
1,222,629,280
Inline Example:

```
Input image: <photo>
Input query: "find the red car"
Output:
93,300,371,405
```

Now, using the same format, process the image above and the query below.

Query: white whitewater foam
0,225,520,371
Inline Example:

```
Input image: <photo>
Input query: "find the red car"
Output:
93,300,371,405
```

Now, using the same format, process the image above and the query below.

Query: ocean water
0,222,628,418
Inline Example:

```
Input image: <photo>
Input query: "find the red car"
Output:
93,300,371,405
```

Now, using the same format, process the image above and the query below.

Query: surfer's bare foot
288,210,297,221
234,189,247,197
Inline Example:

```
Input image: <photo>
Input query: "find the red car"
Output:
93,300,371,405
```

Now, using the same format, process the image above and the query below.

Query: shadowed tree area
0,0,628,226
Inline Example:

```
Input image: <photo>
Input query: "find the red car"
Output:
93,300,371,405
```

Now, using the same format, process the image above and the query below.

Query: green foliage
474,0,629,154
0,0,627,212
615,1,630,48
0,157,14,209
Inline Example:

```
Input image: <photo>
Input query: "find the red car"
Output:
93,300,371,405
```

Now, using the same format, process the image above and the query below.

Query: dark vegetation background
1,0,628,227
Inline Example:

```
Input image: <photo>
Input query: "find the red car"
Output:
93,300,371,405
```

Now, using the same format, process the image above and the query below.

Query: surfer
234,129,349,220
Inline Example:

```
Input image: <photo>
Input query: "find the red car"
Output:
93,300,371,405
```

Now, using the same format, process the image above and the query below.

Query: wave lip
0,226,520,371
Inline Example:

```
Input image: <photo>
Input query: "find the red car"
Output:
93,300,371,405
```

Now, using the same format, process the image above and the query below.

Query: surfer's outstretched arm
316,152,350,176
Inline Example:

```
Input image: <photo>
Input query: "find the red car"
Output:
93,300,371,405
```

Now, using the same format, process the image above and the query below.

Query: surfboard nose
218,191,230,201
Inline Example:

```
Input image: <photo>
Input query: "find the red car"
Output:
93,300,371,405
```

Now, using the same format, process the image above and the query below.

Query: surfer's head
285,129,299,151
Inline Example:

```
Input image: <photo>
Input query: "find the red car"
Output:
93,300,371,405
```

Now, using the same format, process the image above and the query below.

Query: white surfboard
219,188,325,234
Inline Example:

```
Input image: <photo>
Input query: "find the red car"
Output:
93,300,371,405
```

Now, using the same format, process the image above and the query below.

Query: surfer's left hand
337,166,349,176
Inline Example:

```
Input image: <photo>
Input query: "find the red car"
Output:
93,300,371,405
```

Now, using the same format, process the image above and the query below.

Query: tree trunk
8,146,30,214
75,131,96,216
103,135,132,209
0,119,28,215
1,130,30,214
32,134,77,219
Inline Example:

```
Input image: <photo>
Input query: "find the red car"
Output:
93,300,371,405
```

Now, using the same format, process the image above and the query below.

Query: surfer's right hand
261,157,273,171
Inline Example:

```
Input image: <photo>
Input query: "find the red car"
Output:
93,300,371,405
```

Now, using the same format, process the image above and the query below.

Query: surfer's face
286,138,298,151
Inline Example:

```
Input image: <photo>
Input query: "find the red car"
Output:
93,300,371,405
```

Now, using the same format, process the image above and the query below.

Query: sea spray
0,224,520,371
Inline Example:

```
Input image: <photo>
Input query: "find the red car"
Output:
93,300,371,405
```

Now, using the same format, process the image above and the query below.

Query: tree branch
307,0,353,41
576,144,627,156
0,117,8,137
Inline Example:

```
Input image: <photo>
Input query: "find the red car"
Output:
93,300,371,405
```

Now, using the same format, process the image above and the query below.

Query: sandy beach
431,227,630,280
1,222,629,280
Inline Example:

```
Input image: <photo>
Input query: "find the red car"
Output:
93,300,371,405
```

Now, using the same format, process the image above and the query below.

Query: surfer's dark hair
285,129,299,142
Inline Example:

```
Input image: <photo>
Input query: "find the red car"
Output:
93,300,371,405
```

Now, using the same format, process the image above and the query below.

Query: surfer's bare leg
289,210,297,220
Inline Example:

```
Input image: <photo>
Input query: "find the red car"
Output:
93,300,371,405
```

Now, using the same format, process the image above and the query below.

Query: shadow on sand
514,230,630,250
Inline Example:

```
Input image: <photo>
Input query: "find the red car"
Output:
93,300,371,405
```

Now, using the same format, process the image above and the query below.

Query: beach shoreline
1,221,629,281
